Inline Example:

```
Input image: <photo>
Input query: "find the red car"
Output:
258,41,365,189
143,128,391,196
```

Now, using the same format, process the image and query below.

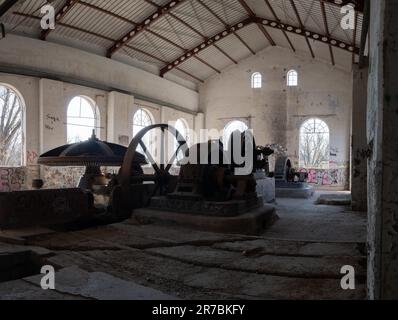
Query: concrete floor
0,191,367,300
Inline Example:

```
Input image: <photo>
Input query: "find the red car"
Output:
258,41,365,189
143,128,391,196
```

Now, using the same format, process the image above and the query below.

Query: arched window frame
251,72,262,89
299,118,330,169
0,83,26,167
173,118,190,165
67,96,100,144
175,118,189,143
132,108,155,163
287,69,298,87
132,108,154,137
223,120,249,150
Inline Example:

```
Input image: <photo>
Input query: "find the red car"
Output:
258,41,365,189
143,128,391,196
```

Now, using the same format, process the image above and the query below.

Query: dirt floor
0,191,367,300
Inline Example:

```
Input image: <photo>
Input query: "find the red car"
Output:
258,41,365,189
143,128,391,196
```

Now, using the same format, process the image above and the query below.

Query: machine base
134,205,278,235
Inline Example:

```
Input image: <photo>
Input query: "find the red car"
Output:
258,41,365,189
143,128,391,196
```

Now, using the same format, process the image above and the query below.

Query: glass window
174,118,189,164
223,120,249,149
287,70,298,86
251,72,262,89
0,84,24,166
67,96,98,144
133,108,155,162
133,108,153,137
299,118,330,169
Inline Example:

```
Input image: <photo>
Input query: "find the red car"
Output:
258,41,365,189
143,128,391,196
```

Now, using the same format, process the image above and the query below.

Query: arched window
287,70,298,86
0,84,24,167
223,120,249,149
174,118,189,164
67,96,99,144
133,108,154,160
251,72,262,89
299,118,330,169
175,119,188,143
133,108,153,137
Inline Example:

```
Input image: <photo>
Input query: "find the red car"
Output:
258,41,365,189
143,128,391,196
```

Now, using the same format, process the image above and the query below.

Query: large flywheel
113,124,187,216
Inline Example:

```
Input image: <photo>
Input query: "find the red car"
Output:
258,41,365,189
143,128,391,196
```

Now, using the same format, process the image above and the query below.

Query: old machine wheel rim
118,124,188,196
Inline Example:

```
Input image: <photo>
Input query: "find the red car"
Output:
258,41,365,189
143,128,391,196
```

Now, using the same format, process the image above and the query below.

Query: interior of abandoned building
0,0,396,301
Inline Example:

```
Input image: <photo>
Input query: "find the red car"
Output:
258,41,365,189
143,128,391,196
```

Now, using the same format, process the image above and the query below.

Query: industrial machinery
110,124,188,218
38,131,147,191
0,125,277,231
274,156,314,198
144,130,275,217
275,156,308,183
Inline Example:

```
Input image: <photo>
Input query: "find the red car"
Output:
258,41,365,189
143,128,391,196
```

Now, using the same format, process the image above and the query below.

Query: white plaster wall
40,78,108,153
0,72,199,189
0,35,199,113
200,46,352,175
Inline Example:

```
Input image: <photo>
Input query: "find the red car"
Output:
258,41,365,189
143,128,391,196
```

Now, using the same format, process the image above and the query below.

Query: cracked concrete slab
146,245,366,279
24,266,176,300
0,194,367,300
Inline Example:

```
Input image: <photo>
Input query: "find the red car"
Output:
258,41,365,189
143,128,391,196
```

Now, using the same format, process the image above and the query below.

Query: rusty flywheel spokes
119,124,187,194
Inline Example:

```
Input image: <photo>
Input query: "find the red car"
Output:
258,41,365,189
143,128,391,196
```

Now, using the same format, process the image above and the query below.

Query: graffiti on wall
42,166,85,189
299,166,348,186
27,151,39,165
0,167,27,192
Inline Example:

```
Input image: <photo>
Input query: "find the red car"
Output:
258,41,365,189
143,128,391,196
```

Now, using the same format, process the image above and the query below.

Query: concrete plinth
276,182,315,199
134,205,278,235
255,174,275,203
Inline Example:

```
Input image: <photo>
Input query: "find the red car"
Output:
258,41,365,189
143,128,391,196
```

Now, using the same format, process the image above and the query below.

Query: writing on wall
0,167,27,192
42,166,85,189
299,166,348,186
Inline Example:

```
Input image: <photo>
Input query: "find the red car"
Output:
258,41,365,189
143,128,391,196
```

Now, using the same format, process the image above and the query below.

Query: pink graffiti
299,168,346,186
27,151,39,165
0,168,26,192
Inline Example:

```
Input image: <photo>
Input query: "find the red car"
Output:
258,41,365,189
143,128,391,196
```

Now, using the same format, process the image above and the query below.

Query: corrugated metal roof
0,0,364,84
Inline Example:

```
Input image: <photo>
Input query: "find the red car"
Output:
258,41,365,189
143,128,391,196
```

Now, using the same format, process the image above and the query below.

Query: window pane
299,118,330,169
133,109,154,160
0,85,23,166
67,96,98,144
174,119,188,163
287,70,298,86
252,73,262,89
223,120,249,149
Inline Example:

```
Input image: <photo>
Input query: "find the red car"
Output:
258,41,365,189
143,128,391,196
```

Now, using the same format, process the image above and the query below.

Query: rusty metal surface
37,133,140,167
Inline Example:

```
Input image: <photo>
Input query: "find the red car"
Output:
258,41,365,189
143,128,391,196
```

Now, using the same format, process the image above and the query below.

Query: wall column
351,64,368,211
367,0,398,299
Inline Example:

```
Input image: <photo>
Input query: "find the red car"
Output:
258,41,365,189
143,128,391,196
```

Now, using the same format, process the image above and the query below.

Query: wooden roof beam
320,0,335,65
160,17,253,77
237,0,275,46
289,0,315,58
197,0,255,56
0,0,18,18
264,0,295,52
40,0,79,40
107,0,188,58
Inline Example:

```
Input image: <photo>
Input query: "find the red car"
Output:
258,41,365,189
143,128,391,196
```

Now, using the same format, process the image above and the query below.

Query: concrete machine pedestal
135,202,277,235
274,157,314,199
